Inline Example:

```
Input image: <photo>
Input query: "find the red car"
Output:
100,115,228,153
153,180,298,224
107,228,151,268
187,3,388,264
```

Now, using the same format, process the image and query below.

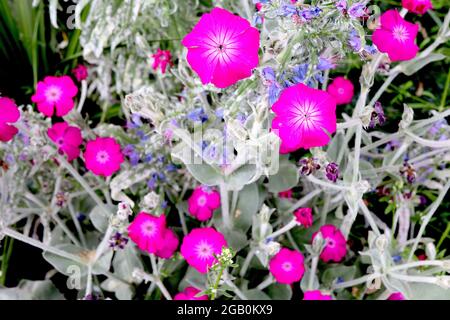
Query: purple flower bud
325,162,340,183
369,102,386,129
299,158,321,176
400,162,416,184
109,232,129,250
336,0,347,13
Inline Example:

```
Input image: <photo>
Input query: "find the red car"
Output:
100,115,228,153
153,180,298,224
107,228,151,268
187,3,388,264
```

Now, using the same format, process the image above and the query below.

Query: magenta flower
269,248,305,284
47,122,83,161
187,186,221,221
72,65,88,82
0,97,20,142
152,49,173,74
303,290,333,300
155,228,179,259
180,227,228,274
127,212,166,254
31,76,78,117
312,225,347,263
402,0,433,15
388,292,406,300
278,189,293,199
294,208,313,228
327,77,354,105
84,137,124,177
181,7,260,89
271,83,336,153
372,10,419,62
174,287,208,301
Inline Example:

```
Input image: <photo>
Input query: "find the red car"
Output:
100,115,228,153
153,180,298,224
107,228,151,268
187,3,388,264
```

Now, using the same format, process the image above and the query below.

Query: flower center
96,150,110,164
57,138,64,145
327,238,336,248
45,86,62,102
290,100,321,130
392,25,409,43
195,240,213,260
203,30,239,64
337,88,345,95
141,221,157,237
197,195,207,207
282,262,293,272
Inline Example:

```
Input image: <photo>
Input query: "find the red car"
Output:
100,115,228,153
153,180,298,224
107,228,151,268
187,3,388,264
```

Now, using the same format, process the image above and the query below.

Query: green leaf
409,283,450,300
321,265,357,287
401,53,446,76
179,267,207,291
267,157,299,193
185,163,222,186
327,132,346,164
0,280,64,300
226,164,257,190
234,183,260,232
240,289,271,300
42,244,86,276
113,243,144,282
101,278,134,300
266,283,292,300
89,204,115,233
220,228,248,253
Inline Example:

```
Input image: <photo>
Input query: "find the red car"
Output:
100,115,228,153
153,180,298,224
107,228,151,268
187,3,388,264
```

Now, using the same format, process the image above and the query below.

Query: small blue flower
262,67,282,105
18,132,30,146
187,108,208,123
292,64,308,83
136,130,148,141
207,145,218,160
77,213,86,222
265,237,274,244
298,7,321,22
131,114,143,127
166,164,178,172
348,3,366,19
315,72,324,84
253,14,263,26
317,57,335,71
158,172,166,181
147,179,156,189
392,255,402,263
5,153,14,165
201,140,209,150
170,119,179,127
123,144,135,156
129,152,140,166
158,155,165,163
281,4,297,17
236,113,247,124
144,153,153,163
348,29,362,52
215,108,224,119
364,44,378,55
161,201,168,209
